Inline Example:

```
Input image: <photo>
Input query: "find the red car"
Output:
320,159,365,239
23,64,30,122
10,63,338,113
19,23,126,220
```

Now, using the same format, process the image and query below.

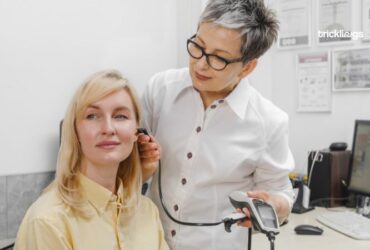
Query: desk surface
253,207,370,250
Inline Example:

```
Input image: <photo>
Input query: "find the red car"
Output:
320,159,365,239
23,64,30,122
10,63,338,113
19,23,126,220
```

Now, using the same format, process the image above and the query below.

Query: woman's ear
133,127,143,142
239,59,258,79
133,130,139,142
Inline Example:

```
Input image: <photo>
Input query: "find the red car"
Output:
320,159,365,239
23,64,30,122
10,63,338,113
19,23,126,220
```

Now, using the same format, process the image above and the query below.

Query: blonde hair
55,69,142,217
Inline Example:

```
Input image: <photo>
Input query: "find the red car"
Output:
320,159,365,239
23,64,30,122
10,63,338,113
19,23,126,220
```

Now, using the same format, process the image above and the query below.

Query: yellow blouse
14,174,169,250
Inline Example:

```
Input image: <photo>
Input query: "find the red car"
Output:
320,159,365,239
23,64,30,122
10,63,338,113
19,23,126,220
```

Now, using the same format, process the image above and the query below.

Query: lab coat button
171,230,176,237
187,152,193,159
196,126,201,133
181,178,187,185
210,104,217,109
174,204,179,211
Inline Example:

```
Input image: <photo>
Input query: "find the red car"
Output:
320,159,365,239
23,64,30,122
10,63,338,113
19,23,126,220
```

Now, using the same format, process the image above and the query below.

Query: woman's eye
86,113,97,120
114,114,128,120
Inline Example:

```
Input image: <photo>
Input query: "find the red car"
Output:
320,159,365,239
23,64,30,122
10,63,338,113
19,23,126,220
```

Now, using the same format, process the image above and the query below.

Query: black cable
158,159,223,226
248,227,252,250
266,232,276,250
139,126,224,226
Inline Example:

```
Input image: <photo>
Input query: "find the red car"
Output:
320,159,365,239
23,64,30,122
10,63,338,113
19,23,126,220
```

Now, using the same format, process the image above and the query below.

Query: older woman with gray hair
138,0,294,249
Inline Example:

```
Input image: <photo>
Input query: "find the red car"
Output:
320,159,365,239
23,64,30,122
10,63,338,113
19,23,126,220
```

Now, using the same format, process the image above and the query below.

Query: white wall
269,0,370,174
0,0,178,175
1,0,368,177
176,1,203,68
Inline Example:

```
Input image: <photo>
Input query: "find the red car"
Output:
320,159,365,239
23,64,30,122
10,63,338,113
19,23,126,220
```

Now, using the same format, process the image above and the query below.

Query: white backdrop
0,0,184,175
1,0,369,176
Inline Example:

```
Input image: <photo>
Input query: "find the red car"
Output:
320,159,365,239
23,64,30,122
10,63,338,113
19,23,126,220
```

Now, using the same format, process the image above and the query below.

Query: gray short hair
199,0,279,63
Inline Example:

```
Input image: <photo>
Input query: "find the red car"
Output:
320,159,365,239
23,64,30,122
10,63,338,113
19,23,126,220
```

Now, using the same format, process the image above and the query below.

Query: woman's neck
199,92,219,109
80,160,119,193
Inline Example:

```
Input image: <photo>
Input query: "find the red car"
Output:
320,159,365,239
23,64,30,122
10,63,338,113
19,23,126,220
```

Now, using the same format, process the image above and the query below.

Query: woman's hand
237,191,288,228
137,133,161,182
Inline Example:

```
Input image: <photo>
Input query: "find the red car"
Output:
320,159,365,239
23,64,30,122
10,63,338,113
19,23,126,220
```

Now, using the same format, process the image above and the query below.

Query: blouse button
187,152,193,159
196,126,201,133
210,104,217,109
218,99,224,103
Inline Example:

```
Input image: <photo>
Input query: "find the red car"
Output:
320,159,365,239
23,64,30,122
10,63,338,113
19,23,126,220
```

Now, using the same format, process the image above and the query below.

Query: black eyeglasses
186,35,243,71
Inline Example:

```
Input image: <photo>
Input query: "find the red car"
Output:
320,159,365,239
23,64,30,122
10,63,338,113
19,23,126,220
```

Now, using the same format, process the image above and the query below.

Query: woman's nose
196,55,209,70
101,118,115,135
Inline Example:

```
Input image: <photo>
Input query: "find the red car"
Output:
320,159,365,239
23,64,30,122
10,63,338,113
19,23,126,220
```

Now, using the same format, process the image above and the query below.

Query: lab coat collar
173,69,194,103
224,77,251,120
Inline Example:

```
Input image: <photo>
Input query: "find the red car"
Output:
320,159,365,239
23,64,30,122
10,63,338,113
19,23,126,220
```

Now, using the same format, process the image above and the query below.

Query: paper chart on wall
318,0,352,44
297,52,331,112
277,0,310,48
362,0,370,42
332,48,370,91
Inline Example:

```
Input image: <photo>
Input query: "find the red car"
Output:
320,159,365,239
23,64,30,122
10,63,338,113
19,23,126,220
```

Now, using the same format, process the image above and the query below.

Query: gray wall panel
6,172,54,238
0,177,7,240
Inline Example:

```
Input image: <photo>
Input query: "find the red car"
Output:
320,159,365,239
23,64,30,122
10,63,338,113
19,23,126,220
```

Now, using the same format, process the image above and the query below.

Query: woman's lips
96,141,120,149
195,72,211,81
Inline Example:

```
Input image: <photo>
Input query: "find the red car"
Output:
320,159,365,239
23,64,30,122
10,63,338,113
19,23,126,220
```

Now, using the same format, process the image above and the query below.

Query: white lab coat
142,68,295,250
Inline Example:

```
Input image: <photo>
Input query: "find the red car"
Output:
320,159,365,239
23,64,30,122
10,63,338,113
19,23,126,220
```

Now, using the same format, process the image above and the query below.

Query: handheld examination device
229,191,280,235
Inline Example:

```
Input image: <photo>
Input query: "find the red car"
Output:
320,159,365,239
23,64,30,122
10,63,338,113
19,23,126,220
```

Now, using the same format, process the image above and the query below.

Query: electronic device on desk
316,120,370,240
307,148,351,207
294,224,323,235
292,180,314,214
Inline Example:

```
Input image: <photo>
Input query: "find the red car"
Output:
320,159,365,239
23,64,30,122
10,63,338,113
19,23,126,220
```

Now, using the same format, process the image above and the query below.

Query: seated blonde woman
15,70,169,250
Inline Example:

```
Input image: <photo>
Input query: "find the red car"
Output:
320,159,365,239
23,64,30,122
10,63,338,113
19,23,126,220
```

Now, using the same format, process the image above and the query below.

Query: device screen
349,121,370,195
256,204,278,229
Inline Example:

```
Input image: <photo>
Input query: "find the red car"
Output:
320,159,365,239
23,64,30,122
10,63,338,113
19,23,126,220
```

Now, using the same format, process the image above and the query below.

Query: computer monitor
348,120,370,197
